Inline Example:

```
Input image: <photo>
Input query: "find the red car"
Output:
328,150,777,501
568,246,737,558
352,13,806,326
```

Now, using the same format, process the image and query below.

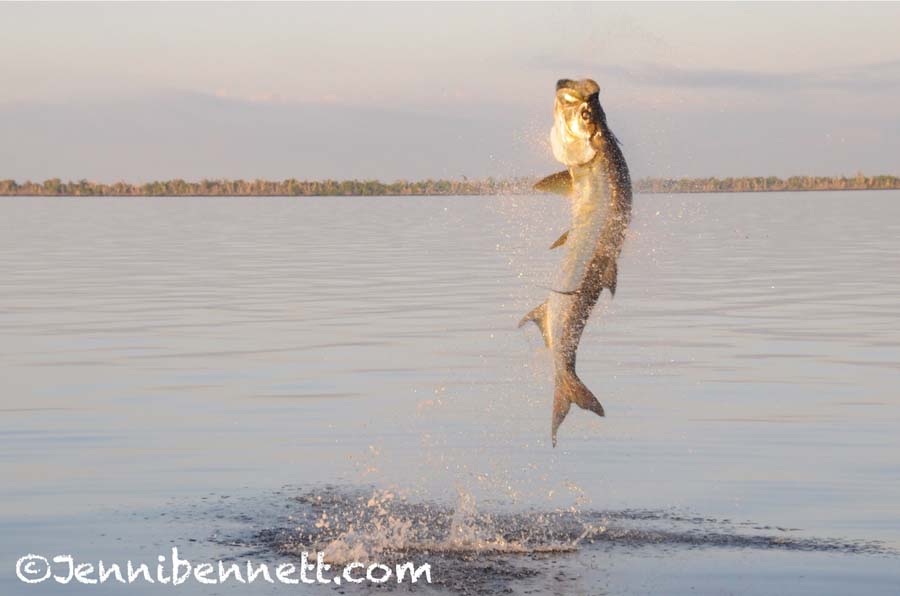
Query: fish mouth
550,78,602,166
556,78,600,96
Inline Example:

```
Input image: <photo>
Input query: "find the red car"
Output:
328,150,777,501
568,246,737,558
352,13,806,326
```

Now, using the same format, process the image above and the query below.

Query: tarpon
519,78,632,446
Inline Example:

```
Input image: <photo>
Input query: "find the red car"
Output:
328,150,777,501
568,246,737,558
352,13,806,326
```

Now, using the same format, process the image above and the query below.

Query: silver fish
520,78,632,446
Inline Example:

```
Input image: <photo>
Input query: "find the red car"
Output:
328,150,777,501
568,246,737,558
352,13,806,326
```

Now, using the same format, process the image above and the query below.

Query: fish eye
581,109,591,121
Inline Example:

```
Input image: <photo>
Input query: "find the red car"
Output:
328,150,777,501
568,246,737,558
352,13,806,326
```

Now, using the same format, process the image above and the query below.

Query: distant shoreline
2,175,898,196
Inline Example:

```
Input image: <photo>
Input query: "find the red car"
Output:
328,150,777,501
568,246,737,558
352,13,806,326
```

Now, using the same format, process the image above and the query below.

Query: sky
2,2,899,182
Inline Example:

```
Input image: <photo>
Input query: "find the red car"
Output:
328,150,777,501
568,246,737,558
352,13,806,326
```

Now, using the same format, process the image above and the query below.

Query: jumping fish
519,79,632,446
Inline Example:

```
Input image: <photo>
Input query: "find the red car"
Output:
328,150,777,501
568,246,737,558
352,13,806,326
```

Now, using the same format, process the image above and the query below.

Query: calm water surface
1,192,898,594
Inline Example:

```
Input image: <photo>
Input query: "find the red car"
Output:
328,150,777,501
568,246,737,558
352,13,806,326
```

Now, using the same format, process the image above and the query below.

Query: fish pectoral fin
534,170,573,196
549,230,569,249
518,301,550,348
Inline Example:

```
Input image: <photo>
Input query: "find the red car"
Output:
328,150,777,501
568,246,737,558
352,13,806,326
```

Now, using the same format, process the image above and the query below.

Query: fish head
550,78,604,167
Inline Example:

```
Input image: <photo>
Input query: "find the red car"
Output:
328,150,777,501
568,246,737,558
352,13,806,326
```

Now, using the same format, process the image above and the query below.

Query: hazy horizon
2,2,899,183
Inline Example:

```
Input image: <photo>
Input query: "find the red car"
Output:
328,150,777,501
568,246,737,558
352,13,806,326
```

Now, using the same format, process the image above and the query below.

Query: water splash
264,486,597,566
193,485,894,594
244,486,891,561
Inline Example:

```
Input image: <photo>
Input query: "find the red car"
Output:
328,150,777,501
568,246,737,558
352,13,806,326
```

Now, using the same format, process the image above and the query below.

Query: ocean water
1,192,898,594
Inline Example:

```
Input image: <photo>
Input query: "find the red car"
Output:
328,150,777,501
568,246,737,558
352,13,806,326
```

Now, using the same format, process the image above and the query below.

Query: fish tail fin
552,370,604,447
518,301,550,347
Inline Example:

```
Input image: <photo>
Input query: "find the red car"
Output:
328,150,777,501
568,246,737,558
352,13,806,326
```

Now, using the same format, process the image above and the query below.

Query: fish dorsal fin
534,170,573,196
603,259,618,297
549,230,569,249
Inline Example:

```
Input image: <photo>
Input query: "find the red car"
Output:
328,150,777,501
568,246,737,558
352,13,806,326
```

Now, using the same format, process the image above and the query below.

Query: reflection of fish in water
520,79,632,446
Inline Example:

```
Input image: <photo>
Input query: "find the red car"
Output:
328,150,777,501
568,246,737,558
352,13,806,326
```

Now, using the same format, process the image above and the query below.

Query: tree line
635,174,900,193
1,174,898,196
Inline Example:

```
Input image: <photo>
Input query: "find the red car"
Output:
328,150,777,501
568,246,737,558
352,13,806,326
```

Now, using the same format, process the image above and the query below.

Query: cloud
534,57,900,93
0,92,541,182
2,85,899,183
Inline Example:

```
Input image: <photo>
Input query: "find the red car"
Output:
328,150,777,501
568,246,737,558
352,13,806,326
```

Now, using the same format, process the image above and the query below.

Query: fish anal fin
534,170,573,196
518,301,550,348
549,230,569,249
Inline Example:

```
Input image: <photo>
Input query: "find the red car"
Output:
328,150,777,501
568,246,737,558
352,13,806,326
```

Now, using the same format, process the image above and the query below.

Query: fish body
520,79,632,446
